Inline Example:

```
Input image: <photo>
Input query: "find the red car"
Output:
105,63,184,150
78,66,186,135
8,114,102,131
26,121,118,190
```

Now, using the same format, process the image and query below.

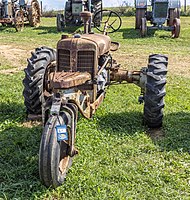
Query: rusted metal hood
57,33,111,56
81,34,111,55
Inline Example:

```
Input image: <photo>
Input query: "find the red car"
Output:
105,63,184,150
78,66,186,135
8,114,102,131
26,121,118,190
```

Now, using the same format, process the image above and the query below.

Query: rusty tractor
0,0,40,31
135,0,181,38
23,10,168,187
57,0,102,31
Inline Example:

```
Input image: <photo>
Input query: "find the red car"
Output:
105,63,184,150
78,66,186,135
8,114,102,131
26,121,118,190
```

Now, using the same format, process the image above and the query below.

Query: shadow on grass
0,101,189,198
0,102,26,124
157,111,190,152
96,111,190,153
96,111,144,135
118,28,172,39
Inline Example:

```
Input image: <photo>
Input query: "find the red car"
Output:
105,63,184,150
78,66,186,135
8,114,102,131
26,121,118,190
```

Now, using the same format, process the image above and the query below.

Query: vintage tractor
0,0,40,31
23,11,168,187
135,0,181,38
57,0,102,31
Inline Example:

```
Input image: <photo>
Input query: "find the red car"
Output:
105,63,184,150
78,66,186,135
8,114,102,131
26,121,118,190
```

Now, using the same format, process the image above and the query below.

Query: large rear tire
172,18,180,38
57,13,65,31
23,47,56,114
92,0,102,26
168,8,180,26
39,113,73,188
143,54,168,128
135,8,146,29
64,1,73,25
28,0,41,27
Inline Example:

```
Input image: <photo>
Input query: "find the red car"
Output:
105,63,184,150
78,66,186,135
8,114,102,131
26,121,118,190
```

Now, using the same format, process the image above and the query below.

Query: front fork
42,93,78,157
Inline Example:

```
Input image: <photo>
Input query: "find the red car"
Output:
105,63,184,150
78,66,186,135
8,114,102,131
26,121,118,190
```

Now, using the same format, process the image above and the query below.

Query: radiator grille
77,51,94,74
58,50,95,75
154,3,168,18
58,49,70,71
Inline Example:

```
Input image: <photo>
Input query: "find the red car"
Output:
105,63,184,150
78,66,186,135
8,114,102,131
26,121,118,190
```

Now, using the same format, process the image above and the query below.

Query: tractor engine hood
57,33,111,56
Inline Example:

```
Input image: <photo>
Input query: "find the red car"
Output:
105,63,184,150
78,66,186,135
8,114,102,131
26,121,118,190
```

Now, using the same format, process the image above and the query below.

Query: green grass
0,17,190,199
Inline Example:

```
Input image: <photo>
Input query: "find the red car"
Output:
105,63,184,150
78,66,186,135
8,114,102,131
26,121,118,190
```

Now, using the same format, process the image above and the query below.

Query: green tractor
135,0,181,38
57,0,102,31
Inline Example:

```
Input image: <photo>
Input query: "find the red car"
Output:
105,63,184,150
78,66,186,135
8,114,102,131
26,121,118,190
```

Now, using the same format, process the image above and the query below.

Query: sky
42,0,190,10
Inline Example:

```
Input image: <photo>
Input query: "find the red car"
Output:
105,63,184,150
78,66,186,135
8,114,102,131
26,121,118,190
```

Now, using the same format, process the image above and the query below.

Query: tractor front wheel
39,113,74,188
135,8,146,29
143,54,168,128
23,47,56,115
140,17,147,37
14,10,24,32
172,18,180,38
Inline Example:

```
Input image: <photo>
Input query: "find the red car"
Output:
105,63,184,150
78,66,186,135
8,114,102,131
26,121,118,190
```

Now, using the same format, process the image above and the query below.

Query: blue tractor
135,0,181,38
57,0,102,31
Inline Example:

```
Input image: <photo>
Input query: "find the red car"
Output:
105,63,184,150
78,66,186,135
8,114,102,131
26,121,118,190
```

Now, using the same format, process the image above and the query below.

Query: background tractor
0,0,41,31
57,0,102,31
23,10,168,187
135,0,181,38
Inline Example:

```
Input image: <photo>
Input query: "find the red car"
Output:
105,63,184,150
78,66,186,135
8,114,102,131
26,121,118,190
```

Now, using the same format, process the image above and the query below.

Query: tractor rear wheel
57,14,65,31
176,8,180,19
140,17,147,37
143,54,168,128
39,113,73,188
28,0,41,27
64,1,73,25
23,47,56,115
168,8,180,26
92,0,102,26
172,18,180,38
135,8,146,29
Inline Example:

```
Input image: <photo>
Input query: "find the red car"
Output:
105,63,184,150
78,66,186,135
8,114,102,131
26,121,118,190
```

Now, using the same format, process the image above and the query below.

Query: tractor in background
23,10,168,187
135,0,181,38
57,0,102,31
0,0,41,31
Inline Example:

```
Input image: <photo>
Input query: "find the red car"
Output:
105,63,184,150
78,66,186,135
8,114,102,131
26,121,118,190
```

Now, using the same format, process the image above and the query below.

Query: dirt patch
113,52,190,78
147,128,165,141
0,68,22,75
22,120,42,128
0,45,30,74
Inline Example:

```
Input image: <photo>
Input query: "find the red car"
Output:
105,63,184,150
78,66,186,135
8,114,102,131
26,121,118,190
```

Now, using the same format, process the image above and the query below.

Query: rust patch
51,71,91,89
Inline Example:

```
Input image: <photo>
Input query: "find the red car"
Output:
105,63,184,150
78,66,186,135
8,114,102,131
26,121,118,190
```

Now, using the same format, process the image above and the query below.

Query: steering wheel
93,10,122,34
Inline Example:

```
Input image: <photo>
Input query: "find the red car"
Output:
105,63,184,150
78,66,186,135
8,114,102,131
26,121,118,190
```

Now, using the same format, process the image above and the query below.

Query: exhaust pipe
80,11,92,34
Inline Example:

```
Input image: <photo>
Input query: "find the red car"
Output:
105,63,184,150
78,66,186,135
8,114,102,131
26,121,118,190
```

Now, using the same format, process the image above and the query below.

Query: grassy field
0,17,190,199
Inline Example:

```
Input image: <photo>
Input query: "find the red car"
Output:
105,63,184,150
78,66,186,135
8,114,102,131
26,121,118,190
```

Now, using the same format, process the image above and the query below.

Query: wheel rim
30,1,40,27
54,115,73,183
14,10,24,31
172,18,180,38
141,18,147,37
